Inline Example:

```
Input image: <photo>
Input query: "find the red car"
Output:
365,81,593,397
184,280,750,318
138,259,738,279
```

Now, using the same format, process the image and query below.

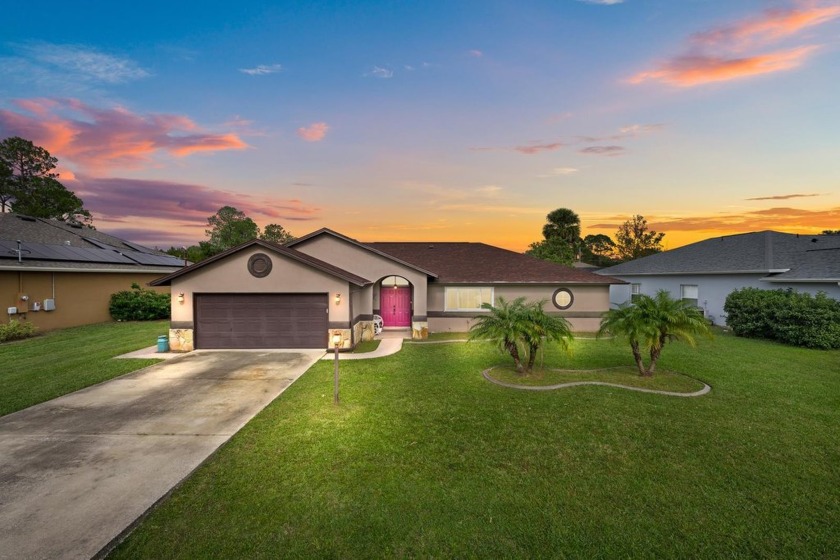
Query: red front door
380,286,411,327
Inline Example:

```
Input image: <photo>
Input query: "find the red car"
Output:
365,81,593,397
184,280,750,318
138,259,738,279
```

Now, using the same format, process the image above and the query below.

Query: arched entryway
378,275,412,328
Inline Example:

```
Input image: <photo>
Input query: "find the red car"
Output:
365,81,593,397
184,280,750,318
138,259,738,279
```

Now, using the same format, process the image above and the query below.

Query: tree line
526,207,665,266
0,137,92,225
165,206,296,263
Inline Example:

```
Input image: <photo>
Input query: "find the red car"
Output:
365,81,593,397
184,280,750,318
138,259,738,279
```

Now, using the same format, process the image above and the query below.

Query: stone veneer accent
411,321,428,340
353,320,375,344
329,328,353,350
169,328,194,352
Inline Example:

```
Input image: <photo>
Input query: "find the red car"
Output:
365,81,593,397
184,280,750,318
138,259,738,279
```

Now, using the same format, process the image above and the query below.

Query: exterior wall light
177,293,185,304
335,293,341,305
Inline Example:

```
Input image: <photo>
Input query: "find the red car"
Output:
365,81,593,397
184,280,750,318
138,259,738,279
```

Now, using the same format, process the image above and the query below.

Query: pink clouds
73,175,320,224
629,5,839,87
513,142,564,155
691,5,840,47
0,98,248,172
297,122,329,142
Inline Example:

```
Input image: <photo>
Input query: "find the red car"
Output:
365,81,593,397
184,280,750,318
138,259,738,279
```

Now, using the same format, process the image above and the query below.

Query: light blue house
597,231,840,325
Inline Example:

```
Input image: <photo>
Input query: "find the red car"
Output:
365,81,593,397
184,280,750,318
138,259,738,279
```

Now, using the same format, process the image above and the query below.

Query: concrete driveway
0,350,323,560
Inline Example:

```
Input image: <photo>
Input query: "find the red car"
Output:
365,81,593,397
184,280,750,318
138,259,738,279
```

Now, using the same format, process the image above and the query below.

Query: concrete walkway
0,350,323,560
321,329,409,361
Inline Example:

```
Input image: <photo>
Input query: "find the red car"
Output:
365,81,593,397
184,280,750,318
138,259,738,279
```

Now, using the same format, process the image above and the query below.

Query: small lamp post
332,332,341,404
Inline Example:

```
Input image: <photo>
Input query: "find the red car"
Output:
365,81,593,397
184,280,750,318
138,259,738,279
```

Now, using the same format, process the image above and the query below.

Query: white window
681,285,699,306
631,283,641,301
445,287,494,311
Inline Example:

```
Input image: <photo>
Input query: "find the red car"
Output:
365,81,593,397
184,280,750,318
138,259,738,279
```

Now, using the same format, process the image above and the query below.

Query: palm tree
469,297,529,373
470,297,574,374
598,290,711,376
522,301,574,372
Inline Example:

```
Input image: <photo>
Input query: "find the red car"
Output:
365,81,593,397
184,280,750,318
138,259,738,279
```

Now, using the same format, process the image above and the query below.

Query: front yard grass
0,321,167,416
111,332,839,558
486,364,706,392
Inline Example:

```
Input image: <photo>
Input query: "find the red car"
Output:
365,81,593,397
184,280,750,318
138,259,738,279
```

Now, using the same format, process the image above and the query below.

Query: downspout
349,284,355,347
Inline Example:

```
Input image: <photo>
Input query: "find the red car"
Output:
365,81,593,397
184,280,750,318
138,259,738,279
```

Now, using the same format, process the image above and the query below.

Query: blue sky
2,0,839,250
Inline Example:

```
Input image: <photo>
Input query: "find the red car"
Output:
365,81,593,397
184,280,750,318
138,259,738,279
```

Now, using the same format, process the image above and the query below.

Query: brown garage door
195,293,328,349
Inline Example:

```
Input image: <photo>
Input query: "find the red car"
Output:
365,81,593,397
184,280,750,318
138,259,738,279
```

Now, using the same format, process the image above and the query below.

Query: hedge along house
0,213,185,331
152,228,623,352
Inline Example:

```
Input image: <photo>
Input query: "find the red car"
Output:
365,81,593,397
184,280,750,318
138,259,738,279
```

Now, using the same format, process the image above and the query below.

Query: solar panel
0,241,137,264
82,236,119,250
122,250,184,266
122,240,156,254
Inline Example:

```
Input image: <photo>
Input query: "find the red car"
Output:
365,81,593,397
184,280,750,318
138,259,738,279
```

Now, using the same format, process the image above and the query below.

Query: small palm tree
470,297,573,374
522,301,573,372
598,290,712,376
470,297,529,373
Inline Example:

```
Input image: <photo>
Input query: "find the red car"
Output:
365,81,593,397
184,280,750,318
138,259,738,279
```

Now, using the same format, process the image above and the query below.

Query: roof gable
288,228,438,278
150,239,371,286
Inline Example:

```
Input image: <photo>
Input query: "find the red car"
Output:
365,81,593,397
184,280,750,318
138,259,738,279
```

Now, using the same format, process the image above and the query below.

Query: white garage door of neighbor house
194,293,328,349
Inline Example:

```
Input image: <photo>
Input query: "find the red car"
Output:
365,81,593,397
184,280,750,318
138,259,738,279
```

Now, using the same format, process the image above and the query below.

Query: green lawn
353,339,381,353
0,321,167,416
487,364,706,392
111,333,839,558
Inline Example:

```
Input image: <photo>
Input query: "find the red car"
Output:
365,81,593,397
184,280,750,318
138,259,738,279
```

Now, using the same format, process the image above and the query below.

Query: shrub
0,319,38,343
724,288,840,349
109,283,170,321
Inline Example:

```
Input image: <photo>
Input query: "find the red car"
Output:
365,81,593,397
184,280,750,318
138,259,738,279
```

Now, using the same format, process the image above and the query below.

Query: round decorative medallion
248,253,273,278
552,288,573,310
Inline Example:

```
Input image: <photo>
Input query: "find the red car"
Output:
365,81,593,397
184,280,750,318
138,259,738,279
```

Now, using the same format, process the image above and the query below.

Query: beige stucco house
1,213,183,332
151,228,623,351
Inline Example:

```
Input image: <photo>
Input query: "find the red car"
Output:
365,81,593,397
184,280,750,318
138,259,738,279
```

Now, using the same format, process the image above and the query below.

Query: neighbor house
597,231,840,325
0,213,185,331
151,228,623,351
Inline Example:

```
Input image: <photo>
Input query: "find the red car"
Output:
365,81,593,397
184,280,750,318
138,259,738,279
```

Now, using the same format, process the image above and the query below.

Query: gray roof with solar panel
0,213,186,272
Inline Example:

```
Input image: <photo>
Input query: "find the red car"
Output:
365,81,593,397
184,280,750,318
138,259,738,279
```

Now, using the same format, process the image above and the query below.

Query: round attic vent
552,288,574,310
248,253,273,278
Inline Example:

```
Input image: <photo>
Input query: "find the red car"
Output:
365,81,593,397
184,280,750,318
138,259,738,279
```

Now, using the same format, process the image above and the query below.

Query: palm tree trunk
630,340,647,376
647,337,666,376
507,341,525,374
526,343,538,372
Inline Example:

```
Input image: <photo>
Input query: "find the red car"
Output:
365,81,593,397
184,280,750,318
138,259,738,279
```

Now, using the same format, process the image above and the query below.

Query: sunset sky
2,0,839,251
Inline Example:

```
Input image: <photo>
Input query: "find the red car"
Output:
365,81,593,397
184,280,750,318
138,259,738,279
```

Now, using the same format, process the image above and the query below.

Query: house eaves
0,264,181,274
150,239,371,287
604,269,790,276
762,277,840,283
287,228,439,278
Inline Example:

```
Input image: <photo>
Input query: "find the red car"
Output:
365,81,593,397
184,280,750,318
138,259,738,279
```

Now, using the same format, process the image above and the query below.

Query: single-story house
597,230,840,325
150,228,624,351
0,213,185,331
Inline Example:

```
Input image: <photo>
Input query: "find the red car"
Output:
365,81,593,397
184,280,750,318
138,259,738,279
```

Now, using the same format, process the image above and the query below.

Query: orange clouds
629,46,817,86
0,98,247,172
629,5,839,87
691,5,840,46
297,122,329,142
590,207,840,235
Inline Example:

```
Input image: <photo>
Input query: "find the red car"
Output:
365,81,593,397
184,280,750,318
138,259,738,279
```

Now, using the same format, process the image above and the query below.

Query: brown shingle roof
367,242,623,284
